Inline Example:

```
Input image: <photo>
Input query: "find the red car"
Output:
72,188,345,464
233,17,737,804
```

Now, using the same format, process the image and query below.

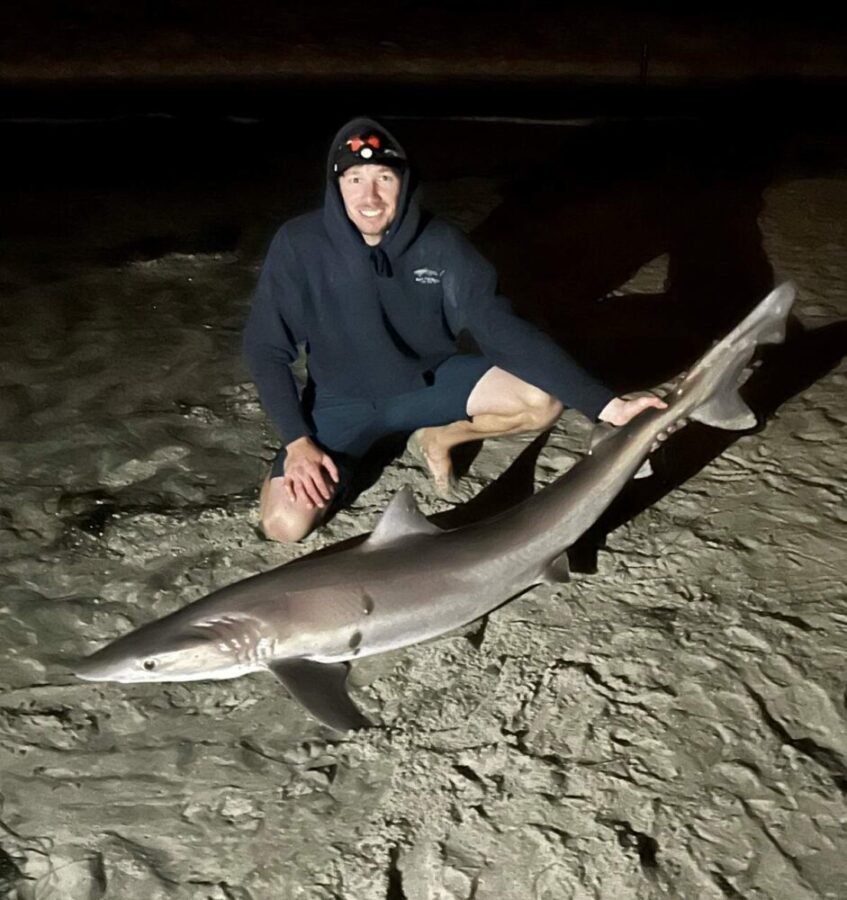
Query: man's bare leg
411,367,562,499
259,474,329,543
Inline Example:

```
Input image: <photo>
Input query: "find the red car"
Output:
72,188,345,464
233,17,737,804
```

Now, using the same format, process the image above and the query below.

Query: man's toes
433,473,476,504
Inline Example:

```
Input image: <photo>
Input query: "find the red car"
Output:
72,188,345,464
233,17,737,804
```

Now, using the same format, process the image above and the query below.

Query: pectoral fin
268,659,372,732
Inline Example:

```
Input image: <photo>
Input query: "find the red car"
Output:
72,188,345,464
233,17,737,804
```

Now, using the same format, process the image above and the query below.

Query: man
243,116,665,543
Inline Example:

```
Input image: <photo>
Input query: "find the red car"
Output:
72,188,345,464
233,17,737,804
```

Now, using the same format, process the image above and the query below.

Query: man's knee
259,478,323,543
522,388,563,431
261,508,317,544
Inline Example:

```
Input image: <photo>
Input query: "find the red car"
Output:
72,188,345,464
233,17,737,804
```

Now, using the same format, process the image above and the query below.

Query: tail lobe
688,281,796,431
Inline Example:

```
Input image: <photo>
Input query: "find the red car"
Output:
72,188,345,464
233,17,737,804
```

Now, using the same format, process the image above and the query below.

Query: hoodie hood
323,116,422,272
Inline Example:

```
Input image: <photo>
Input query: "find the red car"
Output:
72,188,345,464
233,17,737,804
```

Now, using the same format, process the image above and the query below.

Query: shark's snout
74,666,103,683
71,620,256,684
73,650,129,682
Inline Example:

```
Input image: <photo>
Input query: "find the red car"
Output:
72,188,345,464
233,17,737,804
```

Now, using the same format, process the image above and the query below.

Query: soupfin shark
75,282,797,732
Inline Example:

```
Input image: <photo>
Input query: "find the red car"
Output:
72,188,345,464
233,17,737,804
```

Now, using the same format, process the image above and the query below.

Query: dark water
3,76,846,390
4,75,847,196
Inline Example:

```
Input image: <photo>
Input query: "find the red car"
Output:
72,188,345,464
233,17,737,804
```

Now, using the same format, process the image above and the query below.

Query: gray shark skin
75,282,796,732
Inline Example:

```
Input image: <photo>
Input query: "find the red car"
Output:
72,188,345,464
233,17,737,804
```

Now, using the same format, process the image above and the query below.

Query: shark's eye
143,659,157,671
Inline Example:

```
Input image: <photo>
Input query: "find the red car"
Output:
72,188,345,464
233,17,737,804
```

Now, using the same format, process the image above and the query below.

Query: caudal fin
688,281,796,431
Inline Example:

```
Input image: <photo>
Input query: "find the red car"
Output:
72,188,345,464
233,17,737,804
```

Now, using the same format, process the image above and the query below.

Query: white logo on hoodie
413,267,445,285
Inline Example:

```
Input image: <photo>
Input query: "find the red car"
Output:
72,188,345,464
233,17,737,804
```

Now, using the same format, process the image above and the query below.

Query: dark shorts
270,354,492,490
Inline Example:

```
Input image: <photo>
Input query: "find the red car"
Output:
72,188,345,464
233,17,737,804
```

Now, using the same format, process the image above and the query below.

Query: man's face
338,164,401,246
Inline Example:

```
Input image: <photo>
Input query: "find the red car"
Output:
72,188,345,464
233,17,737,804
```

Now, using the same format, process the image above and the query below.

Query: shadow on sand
470,118,778,391
298,119,845,569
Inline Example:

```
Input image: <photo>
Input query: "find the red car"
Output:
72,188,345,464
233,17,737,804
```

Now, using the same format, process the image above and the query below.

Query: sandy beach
1,97,845,898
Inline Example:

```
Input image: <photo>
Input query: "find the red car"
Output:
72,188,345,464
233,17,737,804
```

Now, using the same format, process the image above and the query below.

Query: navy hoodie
243,116,615,445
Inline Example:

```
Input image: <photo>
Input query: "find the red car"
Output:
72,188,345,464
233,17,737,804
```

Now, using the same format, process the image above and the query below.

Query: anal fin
269,658,372,732
542,550,571,584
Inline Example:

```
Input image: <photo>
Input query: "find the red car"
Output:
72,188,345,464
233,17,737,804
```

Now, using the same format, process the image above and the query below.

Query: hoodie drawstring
369,246,393,278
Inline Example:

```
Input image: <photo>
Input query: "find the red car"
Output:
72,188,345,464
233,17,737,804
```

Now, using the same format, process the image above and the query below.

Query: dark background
3,2,847,392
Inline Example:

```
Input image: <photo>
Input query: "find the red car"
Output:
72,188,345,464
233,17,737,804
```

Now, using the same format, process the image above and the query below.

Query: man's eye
143,659,157,671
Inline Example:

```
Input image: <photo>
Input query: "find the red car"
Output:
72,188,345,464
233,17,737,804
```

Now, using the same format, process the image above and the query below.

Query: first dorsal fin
364,485,441,549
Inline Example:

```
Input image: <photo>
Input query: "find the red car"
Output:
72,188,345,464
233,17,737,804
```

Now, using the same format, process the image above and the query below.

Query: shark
75,282,796,732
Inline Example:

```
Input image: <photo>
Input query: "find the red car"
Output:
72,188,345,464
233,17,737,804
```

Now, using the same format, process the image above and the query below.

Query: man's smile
338,164,401,245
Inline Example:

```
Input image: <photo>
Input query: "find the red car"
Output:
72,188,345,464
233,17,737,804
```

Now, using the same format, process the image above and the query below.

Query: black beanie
332,126,407,176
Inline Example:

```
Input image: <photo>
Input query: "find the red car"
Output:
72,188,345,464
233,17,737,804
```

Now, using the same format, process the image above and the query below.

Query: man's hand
598,393,668,427
283,436,339,509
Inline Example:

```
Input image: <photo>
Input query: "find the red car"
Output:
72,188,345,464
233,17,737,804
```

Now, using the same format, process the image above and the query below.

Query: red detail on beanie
347,135,381,153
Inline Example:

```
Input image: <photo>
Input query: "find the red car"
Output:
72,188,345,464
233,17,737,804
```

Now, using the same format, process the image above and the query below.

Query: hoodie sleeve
242,229,313,444
442,228,615,421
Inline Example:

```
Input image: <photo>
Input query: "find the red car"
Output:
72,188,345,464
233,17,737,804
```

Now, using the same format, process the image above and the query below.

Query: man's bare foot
408,429,474,503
